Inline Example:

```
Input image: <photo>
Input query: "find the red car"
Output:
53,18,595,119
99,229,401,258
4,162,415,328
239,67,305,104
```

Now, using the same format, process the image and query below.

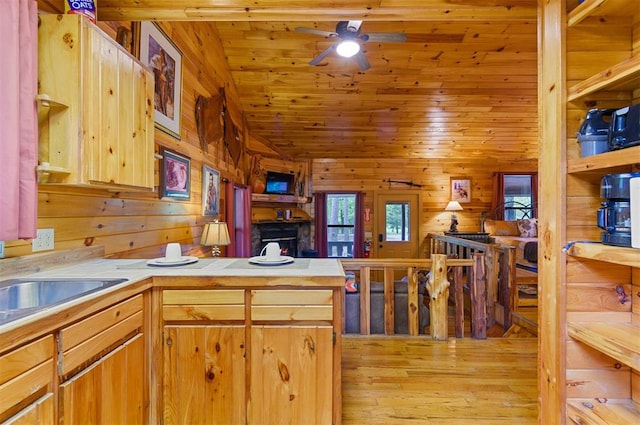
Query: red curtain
314,192,328,257
225,181,252,257
491,172,505,218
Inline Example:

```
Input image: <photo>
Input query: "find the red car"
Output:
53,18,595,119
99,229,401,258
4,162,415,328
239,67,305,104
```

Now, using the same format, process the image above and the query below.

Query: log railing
427,233,518,329
340,255,487,340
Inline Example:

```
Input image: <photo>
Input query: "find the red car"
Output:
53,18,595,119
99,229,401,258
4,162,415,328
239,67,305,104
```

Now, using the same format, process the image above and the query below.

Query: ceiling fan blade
309,45,336,66
295,27,338,38
363,32,407,43
353,52,370,71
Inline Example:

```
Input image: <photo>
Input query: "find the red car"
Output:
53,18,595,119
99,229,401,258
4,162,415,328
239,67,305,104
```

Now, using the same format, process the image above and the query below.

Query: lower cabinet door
163,325,246,425
3,393,54,425
249,325,334,425
58,334,145,425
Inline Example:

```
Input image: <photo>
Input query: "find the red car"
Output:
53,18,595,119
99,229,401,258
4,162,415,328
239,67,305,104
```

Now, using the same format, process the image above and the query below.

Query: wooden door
249,325,333,425
163,325,246,425
374,192,420,259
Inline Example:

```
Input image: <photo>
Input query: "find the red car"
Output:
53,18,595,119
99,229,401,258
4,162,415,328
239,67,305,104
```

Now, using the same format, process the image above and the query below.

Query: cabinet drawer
251,290,333,321
163,289,245,321
59,295,143,375
0,335,54,416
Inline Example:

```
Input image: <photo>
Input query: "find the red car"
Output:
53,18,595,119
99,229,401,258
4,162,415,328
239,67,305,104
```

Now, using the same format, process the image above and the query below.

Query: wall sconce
445,201,463,233
201,221,231,257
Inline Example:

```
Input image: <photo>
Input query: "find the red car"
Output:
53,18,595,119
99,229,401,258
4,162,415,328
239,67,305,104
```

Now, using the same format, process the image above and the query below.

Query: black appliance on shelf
609,104,640,151
597,172,640,247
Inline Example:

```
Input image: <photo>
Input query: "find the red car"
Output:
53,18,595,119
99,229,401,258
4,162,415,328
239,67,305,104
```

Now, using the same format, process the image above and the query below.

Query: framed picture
137,22,182,139
451,178,471,203
202,165,220,216
160,148,190,199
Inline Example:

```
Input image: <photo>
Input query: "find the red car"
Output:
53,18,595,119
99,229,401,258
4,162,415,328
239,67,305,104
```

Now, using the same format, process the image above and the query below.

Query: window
385,202,410,241
326,194,355,258
501,174,537,220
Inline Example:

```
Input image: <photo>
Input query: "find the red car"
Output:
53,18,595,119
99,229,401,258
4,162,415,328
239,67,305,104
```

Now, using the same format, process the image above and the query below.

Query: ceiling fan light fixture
336,40,360,58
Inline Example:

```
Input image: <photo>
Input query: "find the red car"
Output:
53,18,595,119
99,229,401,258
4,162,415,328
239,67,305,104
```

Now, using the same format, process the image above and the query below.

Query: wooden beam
96,1,537,22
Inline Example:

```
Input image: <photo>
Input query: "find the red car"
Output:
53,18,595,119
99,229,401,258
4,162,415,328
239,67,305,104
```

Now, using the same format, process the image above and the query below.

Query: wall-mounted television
265,171,295,195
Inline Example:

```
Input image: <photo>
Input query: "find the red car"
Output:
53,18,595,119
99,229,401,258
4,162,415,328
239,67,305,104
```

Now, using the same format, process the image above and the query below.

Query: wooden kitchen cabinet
162,289,246,425
249,289,335,424
58,295,145,424
160,285,341,425
37,14,155,191
0,335,55,424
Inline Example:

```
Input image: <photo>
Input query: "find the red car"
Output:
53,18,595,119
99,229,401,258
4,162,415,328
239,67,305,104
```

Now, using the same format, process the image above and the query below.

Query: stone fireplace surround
251,222,312,258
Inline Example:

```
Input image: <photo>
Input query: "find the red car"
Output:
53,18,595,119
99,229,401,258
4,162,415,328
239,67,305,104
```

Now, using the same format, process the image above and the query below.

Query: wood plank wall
311,158,536,256
3,9,246,260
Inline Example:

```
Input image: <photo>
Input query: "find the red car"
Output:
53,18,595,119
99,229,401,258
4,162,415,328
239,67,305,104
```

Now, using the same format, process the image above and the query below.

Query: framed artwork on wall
451,178,471,203
202,165,220,217
136,22,182,139
160,148,190,199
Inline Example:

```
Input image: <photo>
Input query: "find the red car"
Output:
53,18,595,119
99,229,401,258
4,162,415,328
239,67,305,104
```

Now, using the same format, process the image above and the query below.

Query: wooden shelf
251,193,310,204
567,54,640,102
567,145,640,173
565,242,640,267
568,398,640,424
568,322,640,370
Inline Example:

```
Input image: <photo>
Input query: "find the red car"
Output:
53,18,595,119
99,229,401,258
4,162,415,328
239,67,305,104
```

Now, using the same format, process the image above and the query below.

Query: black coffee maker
597,172,640,247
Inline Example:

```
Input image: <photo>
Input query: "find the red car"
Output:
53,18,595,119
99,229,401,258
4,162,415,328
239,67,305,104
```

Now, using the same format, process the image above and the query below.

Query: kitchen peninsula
0,256,345,425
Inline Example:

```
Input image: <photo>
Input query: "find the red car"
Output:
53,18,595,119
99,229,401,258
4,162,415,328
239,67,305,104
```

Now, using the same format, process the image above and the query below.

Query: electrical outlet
32,228,55,252
0,241,4,259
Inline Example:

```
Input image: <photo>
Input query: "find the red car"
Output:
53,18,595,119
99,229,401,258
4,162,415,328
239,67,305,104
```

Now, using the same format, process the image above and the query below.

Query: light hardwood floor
342,336,538,424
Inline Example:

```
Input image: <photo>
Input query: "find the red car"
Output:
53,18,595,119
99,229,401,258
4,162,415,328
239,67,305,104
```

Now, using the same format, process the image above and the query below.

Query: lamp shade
336,40,360,58
445,201,463,212
201,221,231,247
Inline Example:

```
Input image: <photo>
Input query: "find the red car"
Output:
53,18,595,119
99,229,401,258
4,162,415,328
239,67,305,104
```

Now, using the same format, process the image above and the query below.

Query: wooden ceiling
99,1,540,160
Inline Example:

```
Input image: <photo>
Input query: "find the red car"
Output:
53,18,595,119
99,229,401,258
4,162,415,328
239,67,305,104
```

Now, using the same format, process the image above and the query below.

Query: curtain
491,172,505,218
0,0,38,240
314,192,328,257
225,181,252,257
237,184,252,257
353,192,364,258
224,181,236,255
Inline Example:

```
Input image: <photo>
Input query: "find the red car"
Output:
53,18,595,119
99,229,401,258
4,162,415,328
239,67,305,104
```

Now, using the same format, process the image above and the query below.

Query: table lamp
445,201,463,233
201,221,231,257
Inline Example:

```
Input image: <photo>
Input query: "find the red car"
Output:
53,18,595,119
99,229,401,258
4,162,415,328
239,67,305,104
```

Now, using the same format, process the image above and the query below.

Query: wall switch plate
0,241,4,258
32,228,55,252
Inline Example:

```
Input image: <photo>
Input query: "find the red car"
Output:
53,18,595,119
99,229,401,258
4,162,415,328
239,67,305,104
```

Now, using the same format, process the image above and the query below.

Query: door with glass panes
374,192,420,259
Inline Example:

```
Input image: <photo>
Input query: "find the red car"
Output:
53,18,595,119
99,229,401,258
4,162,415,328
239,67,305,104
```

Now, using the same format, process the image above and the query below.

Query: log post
453,265,464,338
407,267,420,336
383,267,395,335
359,266,371,335
470,253,487,339
427,254,450,340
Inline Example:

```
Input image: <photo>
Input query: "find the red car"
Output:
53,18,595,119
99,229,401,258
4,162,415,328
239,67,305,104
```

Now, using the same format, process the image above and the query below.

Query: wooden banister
427,233,518,330
340,255,484,339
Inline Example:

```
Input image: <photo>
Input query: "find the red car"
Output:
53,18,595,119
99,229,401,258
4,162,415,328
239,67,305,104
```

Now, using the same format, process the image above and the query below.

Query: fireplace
252,222,312,257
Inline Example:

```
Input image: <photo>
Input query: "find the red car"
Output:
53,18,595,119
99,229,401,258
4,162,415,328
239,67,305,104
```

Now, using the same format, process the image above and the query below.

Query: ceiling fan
295,21,407,71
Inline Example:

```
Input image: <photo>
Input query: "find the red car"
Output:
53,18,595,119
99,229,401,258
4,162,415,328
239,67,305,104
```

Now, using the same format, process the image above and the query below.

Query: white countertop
0,257,345,334
19,257,345,281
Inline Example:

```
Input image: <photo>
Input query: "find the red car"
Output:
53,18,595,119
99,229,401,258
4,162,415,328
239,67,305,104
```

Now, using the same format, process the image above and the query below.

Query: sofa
344,277,430,334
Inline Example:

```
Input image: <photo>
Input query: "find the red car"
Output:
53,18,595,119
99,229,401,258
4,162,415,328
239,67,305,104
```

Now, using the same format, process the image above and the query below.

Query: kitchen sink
0,278,128,325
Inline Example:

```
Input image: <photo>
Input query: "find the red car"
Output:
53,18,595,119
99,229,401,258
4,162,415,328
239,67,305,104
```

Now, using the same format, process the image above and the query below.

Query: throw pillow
517,218,538,237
